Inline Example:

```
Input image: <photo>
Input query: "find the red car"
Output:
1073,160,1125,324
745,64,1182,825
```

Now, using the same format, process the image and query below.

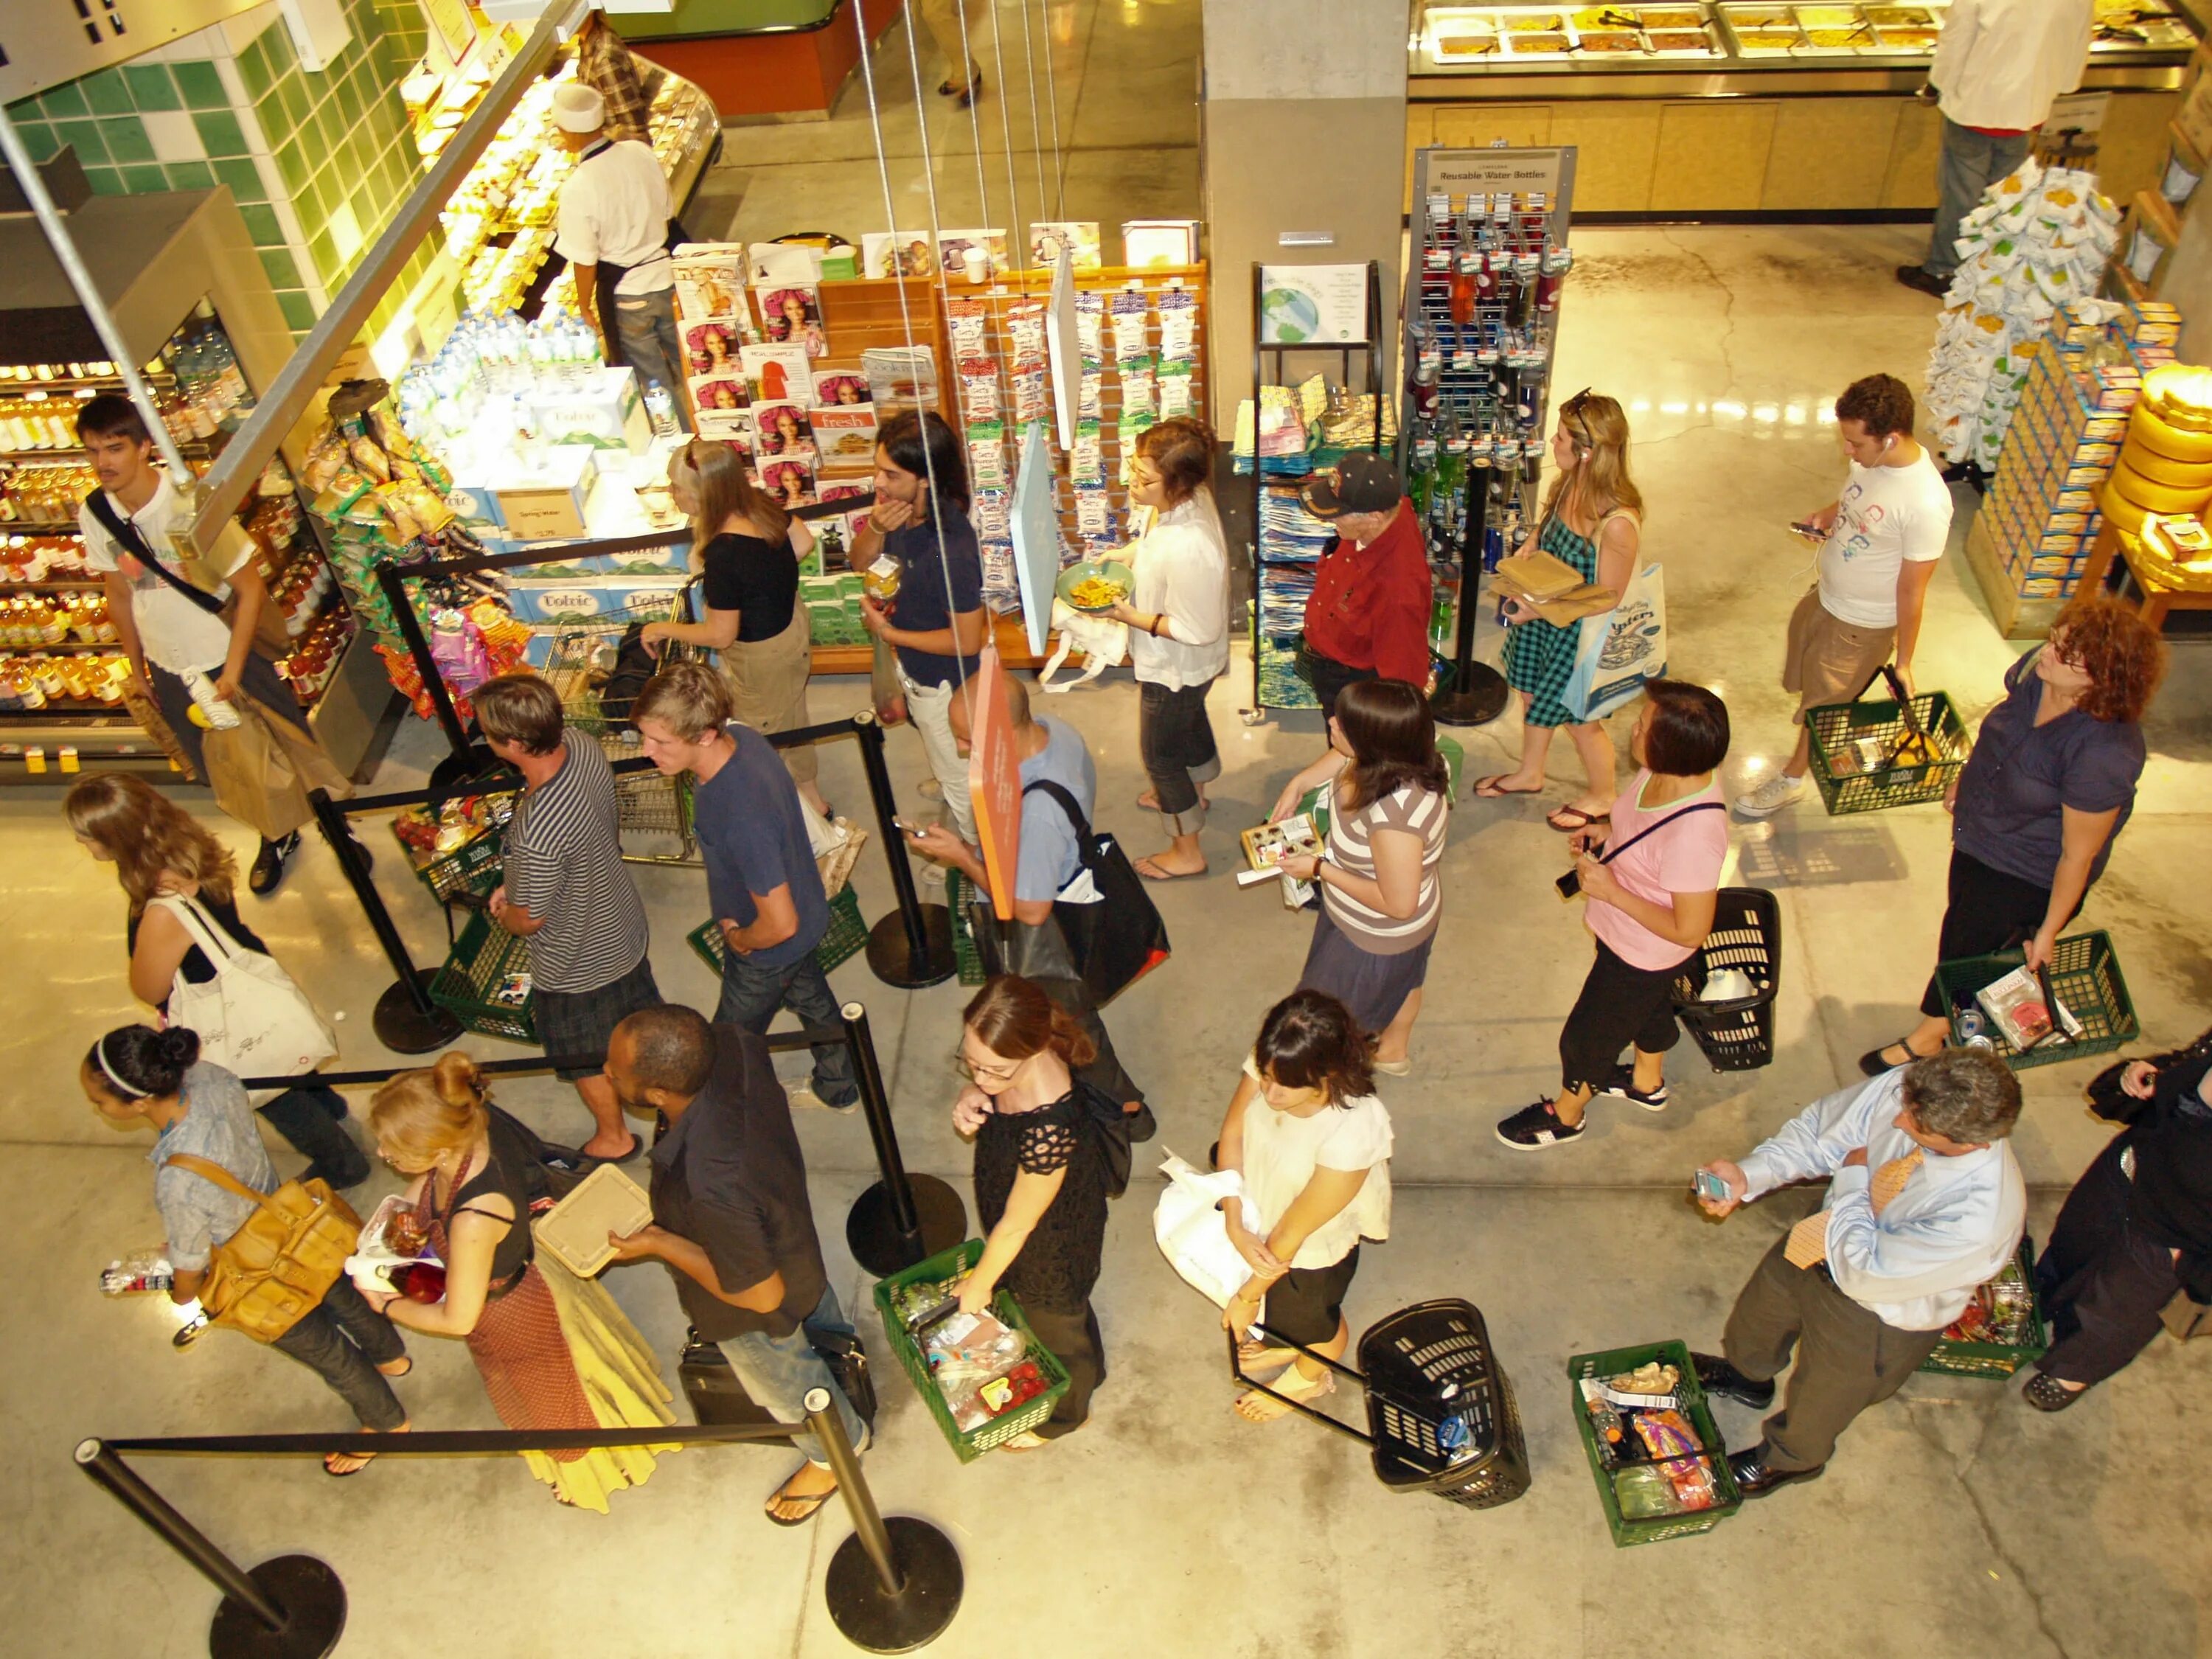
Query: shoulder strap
1597,799,1725,866
163,1151,271,1208
82,490,226,616
1020,777,1096,844
151,892,243,970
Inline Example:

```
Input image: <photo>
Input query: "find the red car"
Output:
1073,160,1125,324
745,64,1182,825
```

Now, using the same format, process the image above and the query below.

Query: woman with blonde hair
364,1054,675,1511
1476,389,1645,833
643,438,829,818
65,772,365,1186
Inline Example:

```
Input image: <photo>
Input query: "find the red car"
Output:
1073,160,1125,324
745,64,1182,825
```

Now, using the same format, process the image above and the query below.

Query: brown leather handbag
164,1154,361,1342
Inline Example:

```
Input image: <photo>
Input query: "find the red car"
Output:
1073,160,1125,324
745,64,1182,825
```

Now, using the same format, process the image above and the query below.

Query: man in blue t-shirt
634,662,858,1111
906,672,1150,1131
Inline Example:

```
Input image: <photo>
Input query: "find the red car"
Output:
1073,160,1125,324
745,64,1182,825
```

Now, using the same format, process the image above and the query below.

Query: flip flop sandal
322,1451,378,1478
1546,804,1611,832
765,1472,838,1526
1472,774,1544,799
1133,855,1206,882
376,1357,413,1379
579,1134,644,1171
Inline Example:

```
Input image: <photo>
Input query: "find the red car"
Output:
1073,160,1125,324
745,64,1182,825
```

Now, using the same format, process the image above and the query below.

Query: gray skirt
1296,908,1433,1035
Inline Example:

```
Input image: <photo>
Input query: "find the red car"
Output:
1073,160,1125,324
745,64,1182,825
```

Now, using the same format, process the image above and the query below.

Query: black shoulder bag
1013,778,1172,1006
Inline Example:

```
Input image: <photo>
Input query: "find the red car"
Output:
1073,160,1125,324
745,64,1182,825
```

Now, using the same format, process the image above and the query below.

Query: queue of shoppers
60,349,2199,1543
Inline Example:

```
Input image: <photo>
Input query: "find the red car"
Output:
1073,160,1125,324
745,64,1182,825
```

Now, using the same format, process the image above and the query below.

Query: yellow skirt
526,1252,681,1513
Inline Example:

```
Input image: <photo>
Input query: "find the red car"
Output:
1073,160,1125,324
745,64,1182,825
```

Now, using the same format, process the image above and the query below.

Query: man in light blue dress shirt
1691,1050,2026,1498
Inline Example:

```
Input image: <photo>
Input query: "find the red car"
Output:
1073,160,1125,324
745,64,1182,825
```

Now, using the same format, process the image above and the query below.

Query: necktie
1784,1149,1924,1269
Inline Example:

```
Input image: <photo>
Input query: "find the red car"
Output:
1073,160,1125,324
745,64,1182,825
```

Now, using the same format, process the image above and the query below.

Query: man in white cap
550,81,690,429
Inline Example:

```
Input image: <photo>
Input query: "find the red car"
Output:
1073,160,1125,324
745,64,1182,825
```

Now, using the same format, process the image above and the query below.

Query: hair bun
157,1026,202,1069
431,1050,486,1108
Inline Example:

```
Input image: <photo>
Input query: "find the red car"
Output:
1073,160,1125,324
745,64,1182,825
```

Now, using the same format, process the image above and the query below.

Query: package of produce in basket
1974,965,2084,1050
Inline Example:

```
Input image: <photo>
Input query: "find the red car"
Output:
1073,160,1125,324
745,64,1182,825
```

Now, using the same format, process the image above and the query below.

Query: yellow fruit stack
2102,361,2212,540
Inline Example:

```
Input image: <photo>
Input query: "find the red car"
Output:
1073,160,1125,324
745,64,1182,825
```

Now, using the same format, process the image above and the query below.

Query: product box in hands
534,1164,653,1278
1239,814,1321,908
1975,966,2084,1051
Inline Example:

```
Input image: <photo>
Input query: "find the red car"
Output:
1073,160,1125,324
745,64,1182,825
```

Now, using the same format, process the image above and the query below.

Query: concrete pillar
1200,0,1408,431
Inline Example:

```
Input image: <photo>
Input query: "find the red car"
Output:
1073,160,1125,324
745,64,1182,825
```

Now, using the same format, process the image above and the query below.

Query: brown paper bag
200,694,353,840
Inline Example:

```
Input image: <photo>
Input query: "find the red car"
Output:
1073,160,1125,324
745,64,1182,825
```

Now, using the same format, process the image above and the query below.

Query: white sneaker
1733,771,1806,818
786,1083,858,1115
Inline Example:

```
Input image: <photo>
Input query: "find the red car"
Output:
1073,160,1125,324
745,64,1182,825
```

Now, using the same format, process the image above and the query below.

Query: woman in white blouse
1109,417,1231,880
1213,989,1394,1423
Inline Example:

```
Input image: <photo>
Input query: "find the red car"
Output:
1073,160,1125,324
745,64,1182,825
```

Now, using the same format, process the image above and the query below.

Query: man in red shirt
1297,453,1434,724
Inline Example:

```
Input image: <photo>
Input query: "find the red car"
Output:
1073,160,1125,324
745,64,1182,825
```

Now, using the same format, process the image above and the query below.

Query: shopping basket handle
1877,663,1930,742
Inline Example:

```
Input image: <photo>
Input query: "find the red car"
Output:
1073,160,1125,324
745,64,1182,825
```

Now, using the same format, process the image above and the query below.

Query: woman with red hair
1862,596,2166,1074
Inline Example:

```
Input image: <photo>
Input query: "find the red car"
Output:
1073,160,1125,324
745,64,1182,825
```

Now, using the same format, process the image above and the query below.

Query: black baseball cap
1301,453,1400,518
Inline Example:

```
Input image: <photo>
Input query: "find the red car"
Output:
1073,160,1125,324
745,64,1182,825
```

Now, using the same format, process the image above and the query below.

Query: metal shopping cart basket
538,582,709,866
1228,1298,1531,1509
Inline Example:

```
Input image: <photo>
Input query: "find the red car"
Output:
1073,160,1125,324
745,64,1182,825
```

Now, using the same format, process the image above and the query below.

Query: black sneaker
347,830,376,874
1495,1100,1585,1151
1597,1064,1669,1112
248,830,301,895
1894,263,1950,298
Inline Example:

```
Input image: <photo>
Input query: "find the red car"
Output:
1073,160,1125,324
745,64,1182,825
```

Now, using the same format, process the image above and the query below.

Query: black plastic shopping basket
1670,886,1781,1071
1228,1298,1531,1509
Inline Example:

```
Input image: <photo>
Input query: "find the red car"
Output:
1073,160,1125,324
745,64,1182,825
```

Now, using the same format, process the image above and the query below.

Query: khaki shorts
1781,586,1895,724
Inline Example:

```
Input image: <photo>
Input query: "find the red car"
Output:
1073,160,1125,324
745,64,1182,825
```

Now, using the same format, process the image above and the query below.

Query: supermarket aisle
683,0,1200,251
7,226,2212,1659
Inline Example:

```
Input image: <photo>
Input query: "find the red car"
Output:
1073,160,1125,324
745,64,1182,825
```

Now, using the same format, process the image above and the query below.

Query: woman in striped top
1272,679,1450,1074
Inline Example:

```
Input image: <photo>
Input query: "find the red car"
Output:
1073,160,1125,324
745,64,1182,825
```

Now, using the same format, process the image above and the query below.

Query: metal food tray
1714,3,1807,51
1792,4,1882,52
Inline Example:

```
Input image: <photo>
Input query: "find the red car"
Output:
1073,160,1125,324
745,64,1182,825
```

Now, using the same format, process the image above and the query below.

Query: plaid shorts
532,953,662,1080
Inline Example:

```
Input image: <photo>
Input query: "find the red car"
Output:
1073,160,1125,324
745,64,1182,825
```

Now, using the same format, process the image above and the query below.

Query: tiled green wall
5,0,436,342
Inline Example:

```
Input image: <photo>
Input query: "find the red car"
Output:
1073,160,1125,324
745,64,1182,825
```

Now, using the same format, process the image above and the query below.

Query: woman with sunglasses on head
1860,596,2164,1075
1106,417,1231,881
1267,679,1450,1075
1475,389,1644,835
644,439,830,818
950,975,1132,1445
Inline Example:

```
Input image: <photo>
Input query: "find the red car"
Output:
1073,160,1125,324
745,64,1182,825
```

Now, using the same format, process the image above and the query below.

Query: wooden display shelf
809,612,1104,675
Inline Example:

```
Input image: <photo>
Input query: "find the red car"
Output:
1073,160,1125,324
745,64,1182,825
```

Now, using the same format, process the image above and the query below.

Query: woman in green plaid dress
1477,390,1644,834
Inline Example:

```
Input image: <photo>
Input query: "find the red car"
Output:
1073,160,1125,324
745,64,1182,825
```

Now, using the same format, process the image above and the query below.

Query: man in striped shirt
478,672,660,1164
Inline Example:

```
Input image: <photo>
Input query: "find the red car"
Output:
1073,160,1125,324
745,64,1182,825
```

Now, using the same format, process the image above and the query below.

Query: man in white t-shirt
77,394,350,893
1736,375,1955,819
549,83,690,430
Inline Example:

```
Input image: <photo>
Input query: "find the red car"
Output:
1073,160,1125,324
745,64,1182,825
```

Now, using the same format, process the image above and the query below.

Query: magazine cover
739,341,813,406
757,456,818,509
861,345,940,411
936,228,1010,279
810,406,880,471
672,245,749,326
861,230,936,276
691,395,752,452
683,319,745,378
752,400,816,461
757,283,827,356
1029,220,1103,271
813,365,872,406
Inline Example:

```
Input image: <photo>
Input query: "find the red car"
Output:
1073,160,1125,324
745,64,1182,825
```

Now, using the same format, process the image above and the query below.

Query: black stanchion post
1429,457,1509,728
75,1439,347,1659
839,1001,967,1276
309,789,461,1054
851,711,956,990
807,1388,963,1652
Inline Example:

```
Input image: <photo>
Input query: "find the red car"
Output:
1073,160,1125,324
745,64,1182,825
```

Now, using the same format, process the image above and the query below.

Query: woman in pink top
1495,681,1731,1151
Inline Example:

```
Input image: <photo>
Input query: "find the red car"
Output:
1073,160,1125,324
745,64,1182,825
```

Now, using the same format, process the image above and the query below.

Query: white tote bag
1152,1148,1255,1309
1562,560,1668,723
150,894,338,1092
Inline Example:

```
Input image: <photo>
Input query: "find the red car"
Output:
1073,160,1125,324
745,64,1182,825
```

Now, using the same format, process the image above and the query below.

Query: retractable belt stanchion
838,1001,966,1276
308,789,460,1053
75,1439,344,1659
1429,457,1508,727
851,710,956,989
809,1388,964,1652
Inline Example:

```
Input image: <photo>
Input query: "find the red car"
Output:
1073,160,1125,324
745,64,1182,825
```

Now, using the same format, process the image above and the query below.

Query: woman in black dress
645,438,829,817
950,975,1130,1444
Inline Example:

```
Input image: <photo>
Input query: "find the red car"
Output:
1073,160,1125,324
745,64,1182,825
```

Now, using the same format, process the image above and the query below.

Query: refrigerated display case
1408,0,2205,217
0,189,386,782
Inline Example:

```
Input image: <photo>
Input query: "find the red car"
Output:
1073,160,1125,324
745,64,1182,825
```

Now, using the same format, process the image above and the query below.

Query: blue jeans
1928,117,2034,278
611,285,689,431
715,1285,868,1467
715,949,859,1106
259,1082,369,1188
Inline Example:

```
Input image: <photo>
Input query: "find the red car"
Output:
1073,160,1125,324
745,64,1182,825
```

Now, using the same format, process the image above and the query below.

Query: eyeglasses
950,1050,1021,1085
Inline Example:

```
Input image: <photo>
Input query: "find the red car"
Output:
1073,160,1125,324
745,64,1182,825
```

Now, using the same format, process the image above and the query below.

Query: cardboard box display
490,448,601,541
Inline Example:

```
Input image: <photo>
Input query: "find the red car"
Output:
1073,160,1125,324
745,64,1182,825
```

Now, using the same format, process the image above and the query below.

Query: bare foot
375,1356,412,1378
1233,1368,1332,1424
1472,772,1545,799
325,1419,408,1476
765,1460,839,1524
1137,787,1209,813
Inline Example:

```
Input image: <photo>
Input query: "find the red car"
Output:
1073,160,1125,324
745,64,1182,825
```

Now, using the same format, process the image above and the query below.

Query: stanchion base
824,1517,964,1654
864,906,956,990
372,972,463,1054
208,1555,345,1659
1430,662,1510,728
846,1175,967,1276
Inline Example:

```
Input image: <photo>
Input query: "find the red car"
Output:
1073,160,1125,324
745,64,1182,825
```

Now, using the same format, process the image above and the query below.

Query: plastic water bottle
180,667,240,729
644,383,677,437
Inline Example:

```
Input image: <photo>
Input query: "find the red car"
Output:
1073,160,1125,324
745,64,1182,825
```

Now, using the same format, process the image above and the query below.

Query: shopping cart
538,582,708,866
1228,1298,1531,1509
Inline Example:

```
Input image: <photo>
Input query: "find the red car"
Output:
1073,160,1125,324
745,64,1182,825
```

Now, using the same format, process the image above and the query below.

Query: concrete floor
9,38,2212,1659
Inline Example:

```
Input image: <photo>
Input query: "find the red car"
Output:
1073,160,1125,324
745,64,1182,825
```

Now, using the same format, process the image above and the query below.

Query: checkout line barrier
77,1387,964,1658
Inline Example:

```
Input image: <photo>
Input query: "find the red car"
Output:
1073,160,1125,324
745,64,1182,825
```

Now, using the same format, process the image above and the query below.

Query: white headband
97,1034,152,1098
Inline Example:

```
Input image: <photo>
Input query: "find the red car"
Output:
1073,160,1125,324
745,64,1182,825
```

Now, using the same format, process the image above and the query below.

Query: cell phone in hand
1789,519,1826,543
1555,868,1582,901
892,816,928,838
1694,1170,1730,1204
